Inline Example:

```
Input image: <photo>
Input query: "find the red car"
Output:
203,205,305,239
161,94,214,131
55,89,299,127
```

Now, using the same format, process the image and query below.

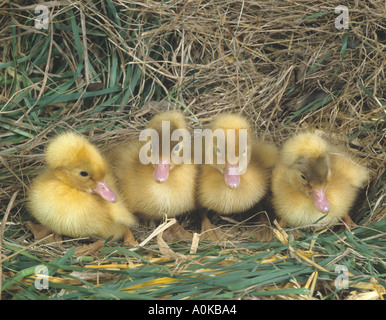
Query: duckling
271,131,369,229
28,132,137,252
196,113,278,241
107,111,197,239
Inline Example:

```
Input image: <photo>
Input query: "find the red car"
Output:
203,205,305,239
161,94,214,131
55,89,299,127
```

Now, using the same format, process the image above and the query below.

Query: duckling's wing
252,140,279,169
330,152,369,188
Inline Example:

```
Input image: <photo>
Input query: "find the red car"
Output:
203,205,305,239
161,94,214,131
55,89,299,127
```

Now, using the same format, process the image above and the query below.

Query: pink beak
224,163,240,189
93,181,117,202
311,187,330,214
153,159,170,183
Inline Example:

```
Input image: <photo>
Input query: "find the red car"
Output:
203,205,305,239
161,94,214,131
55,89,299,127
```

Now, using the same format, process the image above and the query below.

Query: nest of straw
0,1,384,300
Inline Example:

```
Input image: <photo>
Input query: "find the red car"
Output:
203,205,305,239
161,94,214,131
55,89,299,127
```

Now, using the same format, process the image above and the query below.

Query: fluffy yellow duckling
271,131,369,228
197,113,278,240
108,111,197,239
28,132,137,247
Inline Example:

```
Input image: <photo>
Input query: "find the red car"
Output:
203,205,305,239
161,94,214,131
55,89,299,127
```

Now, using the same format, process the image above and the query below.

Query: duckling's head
145,111,188,183
207,113,253,190
45,132,117,202
282,132,331,213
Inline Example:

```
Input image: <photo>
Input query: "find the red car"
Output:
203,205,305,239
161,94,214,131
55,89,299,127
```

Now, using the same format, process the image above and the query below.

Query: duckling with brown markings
271,131,369,229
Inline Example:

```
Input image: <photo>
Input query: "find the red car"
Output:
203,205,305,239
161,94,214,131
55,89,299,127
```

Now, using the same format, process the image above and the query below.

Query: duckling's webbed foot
243,225,273,242
341,214,358,230
199,210,229,241
26,221,63,243
200,218,224,241
123,227,138,246
162,220,193,241
74,240,105,256
243,213,274,242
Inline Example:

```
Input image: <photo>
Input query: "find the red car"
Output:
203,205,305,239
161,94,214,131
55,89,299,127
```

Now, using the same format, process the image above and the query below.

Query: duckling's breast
28,173,127,240
130,164,197,219
198,163,268,214
273,168,358,227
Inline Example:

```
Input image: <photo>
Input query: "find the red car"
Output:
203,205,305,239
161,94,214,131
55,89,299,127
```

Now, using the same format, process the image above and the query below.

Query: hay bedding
0,1,384,300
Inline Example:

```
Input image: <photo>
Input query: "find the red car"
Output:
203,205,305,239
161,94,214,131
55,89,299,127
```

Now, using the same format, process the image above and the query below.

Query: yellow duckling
107,111,197,239
272,131,369,229
197,113,278,240
28,132,137,248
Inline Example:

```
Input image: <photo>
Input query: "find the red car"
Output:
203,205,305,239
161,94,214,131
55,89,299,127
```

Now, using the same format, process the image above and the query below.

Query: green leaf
297,11,335,21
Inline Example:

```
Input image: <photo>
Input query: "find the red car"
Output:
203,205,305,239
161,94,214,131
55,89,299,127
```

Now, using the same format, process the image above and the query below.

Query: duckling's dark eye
300,174,307,181
80,171,89,177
